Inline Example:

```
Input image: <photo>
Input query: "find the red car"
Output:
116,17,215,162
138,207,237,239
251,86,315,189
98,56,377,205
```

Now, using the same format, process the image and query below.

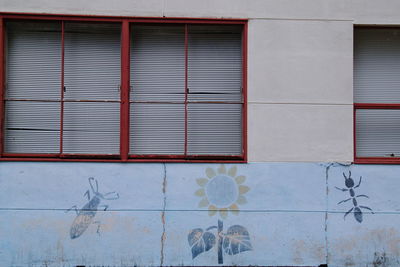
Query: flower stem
218,219,223,264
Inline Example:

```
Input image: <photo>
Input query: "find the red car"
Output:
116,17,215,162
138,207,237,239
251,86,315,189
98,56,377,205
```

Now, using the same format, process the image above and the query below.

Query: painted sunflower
195,165,249,219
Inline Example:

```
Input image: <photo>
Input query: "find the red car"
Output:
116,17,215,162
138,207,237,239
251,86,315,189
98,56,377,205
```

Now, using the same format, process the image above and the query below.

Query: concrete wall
1,162,399,267
1,1,400,267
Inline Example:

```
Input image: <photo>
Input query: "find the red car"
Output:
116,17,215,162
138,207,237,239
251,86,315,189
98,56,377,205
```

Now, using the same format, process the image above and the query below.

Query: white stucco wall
0,0,399,162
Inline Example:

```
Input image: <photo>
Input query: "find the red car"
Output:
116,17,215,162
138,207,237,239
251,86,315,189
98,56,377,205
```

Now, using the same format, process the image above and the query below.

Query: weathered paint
1,162,399,266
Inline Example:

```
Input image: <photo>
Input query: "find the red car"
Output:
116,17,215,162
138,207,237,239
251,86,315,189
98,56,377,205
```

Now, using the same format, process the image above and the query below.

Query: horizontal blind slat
356,109,400,157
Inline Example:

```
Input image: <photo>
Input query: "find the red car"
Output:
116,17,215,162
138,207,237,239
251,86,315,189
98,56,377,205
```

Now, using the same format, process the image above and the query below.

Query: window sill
0,155,246,163
354,157,400,164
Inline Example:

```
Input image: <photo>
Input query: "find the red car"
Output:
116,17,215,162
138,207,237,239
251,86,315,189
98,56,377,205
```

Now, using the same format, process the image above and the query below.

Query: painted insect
335,171,373,223
67,177,119,239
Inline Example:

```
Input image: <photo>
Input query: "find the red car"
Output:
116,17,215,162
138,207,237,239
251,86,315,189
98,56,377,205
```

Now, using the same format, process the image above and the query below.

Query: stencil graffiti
188,220,252,264
67,177,119,239
189,165,252,264
195,165,249,219
335,171,373,223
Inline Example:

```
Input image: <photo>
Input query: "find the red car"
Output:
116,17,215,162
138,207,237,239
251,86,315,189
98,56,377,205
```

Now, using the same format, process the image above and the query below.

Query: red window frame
0,12,248,163
353,26,400,164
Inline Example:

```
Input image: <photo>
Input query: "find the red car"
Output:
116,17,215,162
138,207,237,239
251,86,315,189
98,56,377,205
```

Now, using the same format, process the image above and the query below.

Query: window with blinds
354,27,400,161
1,17,245,161
4,21,121,156
130,24,243,156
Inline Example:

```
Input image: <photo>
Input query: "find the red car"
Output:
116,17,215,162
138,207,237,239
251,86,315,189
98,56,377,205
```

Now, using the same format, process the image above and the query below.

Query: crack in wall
324,162,334,266
162,0,166,17
323,161,352,266
160,163,167,266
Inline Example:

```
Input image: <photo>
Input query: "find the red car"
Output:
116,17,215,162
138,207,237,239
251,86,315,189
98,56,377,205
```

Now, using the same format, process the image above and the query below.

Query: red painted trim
355,103,400,109
129,154,243,159
3,153,60,158
120,20,130,161
355,25,400,29
129,100,243,104
0,157,246,163
242,22,248,161
0,12,247,23
0,17,4,156
126,19,247,24
354,157,400,164
353,104,356,161
184,24,188,156
60,21,65,155
3,98,120,103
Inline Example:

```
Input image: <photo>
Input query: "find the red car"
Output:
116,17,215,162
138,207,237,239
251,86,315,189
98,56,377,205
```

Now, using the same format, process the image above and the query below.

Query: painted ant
335,171,373,223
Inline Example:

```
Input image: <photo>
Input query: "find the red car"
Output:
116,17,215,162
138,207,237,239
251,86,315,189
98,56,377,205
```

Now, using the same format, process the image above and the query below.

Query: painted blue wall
0,162,398,266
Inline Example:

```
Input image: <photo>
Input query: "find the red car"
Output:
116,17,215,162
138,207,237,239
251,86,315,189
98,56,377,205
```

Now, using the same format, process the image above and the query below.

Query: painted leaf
188,228,216,259
222,225,252,255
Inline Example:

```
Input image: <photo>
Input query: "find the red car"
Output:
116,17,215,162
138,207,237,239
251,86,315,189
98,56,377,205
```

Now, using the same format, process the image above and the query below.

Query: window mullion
60,20,65,156
120,20,130,160
184,24,188,157
0,17,4,156
242,22,248,159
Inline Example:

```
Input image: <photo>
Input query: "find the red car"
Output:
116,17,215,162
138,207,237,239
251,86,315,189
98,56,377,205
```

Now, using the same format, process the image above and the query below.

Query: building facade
0,1,400,266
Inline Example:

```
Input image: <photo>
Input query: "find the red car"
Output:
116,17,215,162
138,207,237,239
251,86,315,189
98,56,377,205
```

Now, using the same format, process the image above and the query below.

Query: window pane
4,101,60,153
63,102,120,154
64,22,121,101
131,25,185,102
130,103,185,155
354,28,400,103
188,25,242,102
188,103,242,155
6,21,61,100
356,109,400,157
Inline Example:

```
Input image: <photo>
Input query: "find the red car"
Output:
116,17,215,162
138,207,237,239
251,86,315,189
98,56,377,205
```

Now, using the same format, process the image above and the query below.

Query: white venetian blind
354,28,400,103
187,25,242,155
63,22,121,154
130,25,185,155
355,28,400,157
129,24,243,156
356,109,400,157
4,21,61,153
